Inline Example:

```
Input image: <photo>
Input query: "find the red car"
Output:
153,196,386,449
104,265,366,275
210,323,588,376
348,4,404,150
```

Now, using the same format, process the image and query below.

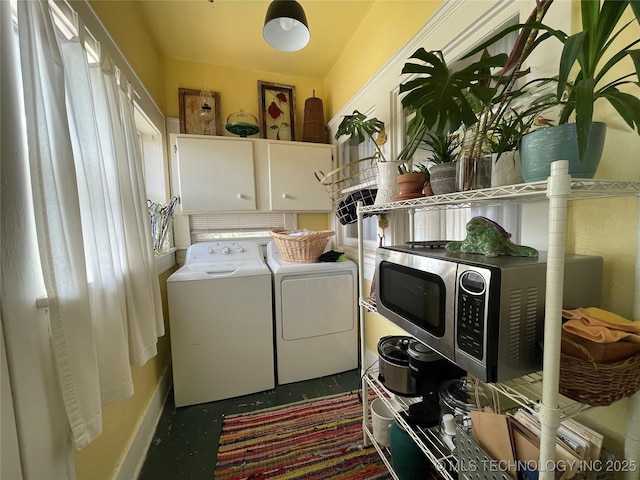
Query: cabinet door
176,136,256,212
268,143,332,211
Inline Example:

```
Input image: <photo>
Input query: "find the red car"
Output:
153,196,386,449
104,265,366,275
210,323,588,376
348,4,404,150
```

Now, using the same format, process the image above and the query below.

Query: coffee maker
405,340,465,427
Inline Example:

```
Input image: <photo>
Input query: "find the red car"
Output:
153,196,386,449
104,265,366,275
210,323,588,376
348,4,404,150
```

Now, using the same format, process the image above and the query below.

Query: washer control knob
220,247,230,255
208,248,214,255
237,246,244,253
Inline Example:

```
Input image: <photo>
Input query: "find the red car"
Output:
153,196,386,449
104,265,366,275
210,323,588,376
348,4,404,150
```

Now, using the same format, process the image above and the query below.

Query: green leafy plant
548,0,640,159
399,49,507,135
396,110,430,174
486,105,548,160
399,1,555,163
427,131,460,165
413,162,430,183
334,110,387,161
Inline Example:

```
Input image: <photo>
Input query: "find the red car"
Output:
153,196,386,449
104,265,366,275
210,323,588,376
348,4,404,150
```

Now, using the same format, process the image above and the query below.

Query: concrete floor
138,369,362,480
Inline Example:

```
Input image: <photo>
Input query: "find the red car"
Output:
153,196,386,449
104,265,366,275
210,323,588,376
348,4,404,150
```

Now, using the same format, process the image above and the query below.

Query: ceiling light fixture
263,0,310,52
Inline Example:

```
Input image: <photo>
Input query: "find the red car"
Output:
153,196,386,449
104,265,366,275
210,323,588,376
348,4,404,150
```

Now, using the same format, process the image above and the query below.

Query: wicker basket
270,229,335,263
559,338,640,406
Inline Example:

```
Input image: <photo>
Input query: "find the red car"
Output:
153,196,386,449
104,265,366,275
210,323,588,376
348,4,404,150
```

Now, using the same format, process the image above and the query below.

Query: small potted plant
395,111,431,200
519,0,640,181
334,110,399,205
424,131,460,195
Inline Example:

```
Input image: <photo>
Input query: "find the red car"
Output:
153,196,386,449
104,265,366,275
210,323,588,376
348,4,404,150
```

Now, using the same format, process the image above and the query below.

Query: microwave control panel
456,270,487,360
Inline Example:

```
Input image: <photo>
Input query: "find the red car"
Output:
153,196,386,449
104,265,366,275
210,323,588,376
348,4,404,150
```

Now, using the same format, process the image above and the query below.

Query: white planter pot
374,161,399,205
491,150,523,187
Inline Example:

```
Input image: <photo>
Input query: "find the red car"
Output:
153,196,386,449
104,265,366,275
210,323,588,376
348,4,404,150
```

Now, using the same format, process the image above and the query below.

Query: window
190,212,296,244
336,135,379,249
135,106,167,204
410,21,521,244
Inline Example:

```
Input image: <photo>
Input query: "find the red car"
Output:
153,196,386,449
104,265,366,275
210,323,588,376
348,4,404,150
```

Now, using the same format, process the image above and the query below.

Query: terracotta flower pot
396,172,427,201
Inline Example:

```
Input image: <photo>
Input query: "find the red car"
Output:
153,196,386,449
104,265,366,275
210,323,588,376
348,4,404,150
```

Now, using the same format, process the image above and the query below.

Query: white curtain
57,22,133,405
17,0,103,449
13,0,164,450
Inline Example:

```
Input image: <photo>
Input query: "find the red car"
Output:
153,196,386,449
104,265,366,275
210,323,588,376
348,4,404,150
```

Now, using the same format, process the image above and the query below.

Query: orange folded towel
562,307,640,344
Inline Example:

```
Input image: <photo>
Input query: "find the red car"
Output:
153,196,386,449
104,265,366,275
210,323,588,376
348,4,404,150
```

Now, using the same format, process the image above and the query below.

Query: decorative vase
491,150,523,187
519,122,606,182
396,172,427,201
374,161,400,205
456,125,492,191
428,163,456,195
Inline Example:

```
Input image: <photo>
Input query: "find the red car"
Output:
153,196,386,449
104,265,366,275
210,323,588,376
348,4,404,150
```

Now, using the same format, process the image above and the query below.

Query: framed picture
178,88,222,136
258,81,296,141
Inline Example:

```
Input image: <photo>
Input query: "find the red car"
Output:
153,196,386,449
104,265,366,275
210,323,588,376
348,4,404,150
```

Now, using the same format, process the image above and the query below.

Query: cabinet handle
237,193,244,200
282,193,288,199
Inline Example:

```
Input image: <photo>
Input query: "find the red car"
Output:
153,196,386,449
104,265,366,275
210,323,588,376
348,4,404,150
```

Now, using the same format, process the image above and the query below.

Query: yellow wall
74,267,175,479
163,58,327,142
324,1,440,118
566,6,639,317
566,7,640,455
297,213,331,232
88,1,166,112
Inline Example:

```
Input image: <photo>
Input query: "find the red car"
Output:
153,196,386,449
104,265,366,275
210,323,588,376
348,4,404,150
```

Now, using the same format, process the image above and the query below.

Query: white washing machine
266,241,358,385
167,241,274,407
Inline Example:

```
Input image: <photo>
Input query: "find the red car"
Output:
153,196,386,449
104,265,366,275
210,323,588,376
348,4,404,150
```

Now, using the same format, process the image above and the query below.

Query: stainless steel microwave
375,245,603,382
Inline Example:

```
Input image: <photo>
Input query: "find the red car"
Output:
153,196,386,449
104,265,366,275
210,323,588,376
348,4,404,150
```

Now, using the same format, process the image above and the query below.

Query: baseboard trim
115,366,172,480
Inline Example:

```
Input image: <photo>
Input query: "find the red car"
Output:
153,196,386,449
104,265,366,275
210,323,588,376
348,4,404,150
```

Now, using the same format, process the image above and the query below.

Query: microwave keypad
457,293,485,360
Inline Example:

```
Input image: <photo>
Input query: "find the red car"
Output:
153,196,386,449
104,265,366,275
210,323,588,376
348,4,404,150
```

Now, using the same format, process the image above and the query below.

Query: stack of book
471,408,604,480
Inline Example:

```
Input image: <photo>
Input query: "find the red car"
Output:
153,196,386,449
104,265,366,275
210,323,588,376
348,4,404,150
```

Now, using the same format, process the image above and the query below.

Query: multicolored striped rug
213,391,392,479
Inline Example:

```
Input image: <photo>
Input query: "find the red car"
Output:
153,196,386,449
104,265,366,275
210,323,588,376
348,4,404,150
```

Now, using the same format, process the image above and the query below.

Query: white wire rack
358,179,640,213
357,170,640,479
363,368,457,480
360,297,593,420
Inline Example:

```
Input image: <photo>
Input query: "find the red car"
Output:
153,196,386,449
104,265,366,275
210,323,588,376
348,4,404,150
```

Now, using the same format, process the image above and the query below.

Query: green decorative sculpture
446,216,538,258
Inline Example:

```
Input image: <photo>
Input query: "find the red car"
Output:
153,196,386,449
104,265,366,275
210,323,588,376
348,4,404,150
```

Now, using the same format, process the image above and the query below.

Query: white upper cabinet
171,134,334,213
174,136,256,212
267,142,332,211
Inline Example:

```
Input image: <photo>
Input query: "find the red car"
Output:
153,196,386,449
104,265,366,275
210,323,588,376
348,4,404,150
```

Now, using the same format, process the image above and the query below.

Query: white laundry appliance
266,241,358,385
167,241,274,407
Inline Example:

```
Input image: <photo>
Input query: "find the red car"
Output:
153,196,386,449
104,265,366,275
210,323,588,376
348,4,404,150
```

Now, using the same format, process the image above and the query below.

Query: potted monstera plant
334,110,387,161
333,110,399,205
399,0,555,191
519,0,640,181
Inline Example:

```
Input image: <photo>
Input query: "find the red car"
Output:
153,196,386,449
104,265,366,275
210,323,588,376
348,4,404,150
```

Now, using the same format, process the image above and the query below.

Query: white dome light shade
263,0,310,52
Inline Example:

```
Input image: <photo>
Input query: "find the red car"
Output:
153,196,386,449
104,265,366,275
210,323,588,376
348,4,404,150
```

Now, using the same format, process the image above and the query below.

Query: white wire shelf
486,373,594,419
363,426,398,480
358,179,640,213
364,368,457,480
360,297,593,419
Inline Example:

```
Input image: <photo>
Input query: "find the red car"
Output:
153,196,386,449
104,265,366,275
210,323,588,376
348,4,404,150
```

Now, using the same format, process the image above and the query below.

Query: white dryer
167,241,274,407
266,241,358,385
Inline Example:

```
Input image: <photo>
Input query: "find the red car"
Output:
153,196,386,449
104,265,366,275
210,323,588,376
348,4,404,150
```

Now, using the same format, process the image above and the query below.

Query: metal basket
314,155,379,208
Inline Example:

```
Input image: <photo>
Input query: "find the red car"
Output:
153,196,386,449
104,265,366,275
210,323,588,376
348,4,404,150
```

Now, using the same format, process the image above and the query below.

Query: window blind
189,212,293,233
